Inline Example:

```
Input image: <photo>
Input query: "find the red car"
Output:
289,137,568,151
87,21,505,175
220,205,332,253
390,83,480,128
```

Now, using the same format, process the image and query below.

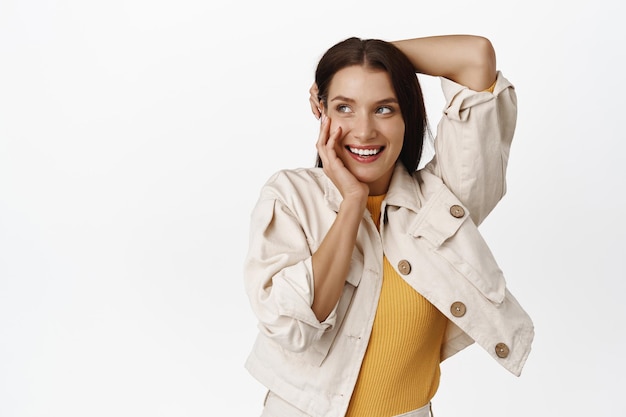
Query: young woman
244,34,534,417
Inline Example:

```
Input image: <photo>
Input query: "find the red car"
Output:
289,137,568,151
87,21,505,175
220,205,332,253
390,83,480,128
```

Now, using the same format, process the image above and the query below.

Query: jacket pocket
411,187,506,304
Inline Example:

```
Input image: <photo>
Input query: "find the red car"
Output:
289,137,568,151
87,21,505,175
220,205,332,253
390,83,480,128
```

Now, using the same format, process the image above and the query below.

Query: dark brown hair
315,37,427,172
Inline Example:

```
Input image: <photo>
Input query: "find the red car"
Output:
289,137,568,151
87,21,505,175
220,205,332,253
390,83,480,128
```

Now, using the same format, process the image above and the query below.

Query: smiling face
325,65,405,195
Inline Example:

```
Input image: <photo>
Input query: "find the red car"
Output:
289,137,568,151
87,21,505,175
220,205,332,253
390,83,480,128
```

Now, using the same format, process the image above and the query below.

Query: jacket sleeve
243,188,337,353
423,71,517,226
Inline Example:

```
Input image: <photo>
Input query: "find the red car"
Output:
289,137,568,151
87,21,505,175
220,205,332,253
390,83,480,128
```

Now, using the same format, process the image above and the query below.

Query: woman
244,34,534,417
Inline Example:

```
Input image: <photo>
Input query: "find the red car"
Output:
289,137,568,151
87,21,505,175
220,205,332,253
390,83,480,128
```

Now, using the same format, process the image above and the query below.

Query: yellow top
346,194,447,417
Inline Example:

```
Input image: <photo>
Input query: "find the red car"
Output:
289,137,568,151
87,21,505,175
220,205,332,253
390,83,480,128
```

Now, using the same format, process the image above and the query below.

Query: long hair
314,37,427,172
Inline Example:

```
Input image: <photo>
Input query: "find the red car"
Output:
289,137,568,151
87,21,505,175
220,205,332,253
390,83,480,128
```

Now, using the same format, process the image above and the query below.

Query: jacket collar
385,163,422,213
322,163,422,213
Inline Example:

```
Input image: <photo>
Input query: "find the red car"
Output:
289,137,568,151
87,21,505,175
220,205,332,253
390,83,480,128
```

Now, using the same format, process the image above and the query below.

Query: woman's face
325,65,405,195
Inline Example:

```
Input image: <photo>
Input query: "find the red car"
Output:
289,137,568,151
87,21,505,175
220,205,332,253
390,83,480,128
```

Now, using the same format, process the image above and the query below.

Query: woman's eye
336,104,351,113
376,106,393,115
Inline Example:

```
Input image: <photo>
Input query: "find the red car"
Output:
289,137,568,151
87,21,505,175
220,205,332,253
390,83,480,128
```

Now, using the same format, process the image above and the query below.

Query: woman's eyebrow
376,98,399,105
330,95,398,104
330,95,355,103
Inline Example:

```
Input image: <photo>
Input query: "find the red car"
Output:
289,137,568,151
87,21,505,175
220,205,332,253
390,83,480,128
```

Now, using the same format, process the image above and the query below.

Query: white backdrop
1,0,625,416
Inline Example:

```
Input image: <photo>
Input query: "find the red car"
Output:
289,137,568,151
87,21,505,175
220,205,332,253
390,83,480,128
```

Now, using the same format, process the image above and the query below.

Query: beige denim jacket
244,72,534,417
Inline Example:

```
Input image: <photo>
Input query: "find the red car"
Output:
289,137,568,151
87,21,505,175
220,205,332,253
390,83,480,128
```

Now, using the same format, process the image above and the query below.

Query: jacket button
495,343,510,358
397,260,411,275
450,301,466,317
449,205,465,218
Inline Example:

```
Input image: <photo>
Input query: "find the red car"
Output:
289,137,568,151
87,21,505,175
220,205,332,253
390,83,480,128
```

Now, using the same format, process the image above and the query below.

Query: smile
347,146,383,157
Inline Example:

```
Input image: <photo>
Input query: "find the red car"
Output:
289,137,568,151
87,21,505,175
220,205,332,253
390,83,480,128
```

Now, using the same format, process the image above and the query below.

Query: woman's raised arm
392,35,496,91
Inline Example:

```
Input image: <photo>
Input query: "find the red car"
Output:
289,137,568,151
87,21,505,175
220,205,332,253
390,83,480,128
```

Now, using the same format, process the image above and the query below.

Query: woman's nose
352,114,376,141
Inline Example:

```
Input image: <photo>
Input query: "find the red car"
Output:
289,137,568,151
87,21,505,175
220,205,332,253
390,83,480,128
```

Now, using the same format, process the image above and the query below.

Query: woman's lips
345,146,385,162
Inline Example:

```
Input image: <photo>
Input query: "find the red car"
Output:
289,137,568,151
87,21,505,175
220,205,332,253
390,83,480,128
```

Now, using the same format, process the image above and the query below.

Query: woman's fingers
316,115,340,165
310,97,321,120
316,116,345,178
309,83,321,119
315,114,330,159
325,122,342,161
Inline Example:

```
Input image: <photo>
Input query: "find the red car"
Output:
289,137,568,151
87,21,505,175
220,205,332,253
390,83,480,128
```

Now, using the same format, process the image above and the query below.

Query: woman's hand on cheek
316,115,369,205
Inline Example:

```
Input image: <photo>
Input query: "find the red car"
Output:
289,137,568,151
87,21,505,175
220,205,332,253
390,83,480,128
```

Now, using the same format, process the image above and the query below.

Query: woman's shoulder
265,166,324,185
260,167,328,200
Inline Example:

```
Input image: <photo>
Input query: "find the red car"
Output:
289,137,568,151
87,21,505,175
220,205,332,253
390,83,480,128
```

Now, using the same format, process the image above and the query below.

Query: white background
1,0,625,416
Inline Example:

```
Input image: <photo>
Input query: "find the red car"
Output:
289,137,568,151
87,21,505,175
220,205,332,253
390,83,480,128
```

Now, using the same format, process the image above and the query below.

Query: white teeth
349,147,381,156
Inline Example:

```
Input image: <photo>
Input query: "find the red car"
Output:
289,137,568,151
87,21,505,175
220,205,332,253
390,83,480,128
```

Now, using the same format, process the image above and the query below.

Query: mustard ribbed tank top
345,194,447,417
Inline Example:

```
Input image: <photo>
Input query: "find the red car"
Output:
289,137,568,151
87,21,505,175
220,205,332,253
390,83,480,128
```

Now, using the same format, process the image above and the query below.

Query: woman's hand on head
316,115,369,206
309,83,322,120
